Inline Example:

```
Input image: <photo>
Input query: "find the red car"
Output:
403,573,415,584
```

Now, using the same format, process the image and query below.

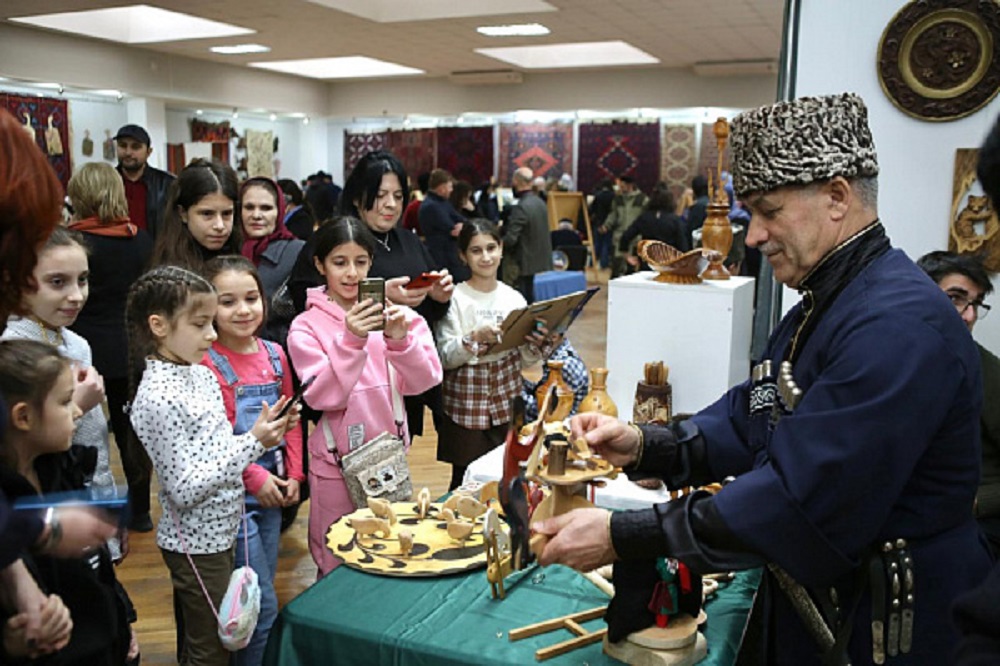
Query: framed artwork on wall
949,148,1000,270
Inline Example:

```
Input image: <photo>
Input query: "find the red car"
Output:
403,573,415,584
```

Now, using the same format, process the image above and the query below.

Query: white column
125,97,167,170
298,118,332,184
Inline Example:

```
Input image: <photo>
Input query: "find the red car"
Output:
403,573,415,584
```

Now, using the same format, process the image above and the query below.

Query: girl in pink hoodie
287,217,442,575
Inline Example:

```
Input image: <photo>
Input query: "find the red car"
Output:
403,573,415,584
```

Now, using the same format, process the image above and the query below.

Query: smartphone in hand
275,375,316,420
358,277,386,330
407,272,442,290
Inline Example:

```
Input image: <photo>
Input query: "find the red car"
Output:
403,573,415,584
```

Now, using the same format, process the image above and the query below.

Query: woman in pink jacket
287,216,442,575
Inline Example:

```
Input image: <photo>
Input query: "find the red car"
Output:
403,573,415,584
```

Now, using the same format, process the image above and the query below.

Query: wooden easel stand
509,605,608,661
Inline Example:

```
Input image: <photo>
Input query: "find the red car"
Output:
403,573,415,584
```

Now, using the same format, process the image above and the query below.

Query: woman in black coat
619,183,689,271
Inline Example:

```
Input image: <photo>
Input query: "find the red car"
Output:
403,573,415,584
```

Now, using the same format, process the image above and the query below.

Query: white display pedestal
606,273,755,418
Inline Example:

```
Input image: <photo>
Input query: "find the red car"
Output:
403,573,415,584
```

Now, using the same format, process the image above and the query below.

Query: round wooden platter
327,501,496,577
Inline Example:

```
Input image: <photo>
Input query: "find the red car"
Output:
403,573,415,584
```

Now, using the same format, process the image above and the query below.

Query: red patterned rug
661,124,698,200
344,131,387,178
436,126,493,186
498,122,573,185
1,94,72,191
577,121,660,194
385,129,436,181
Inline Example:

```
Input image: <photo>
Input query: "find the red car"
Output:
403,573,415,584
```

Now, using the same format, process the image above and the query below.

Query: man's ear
827,177,851,221
148,313,169,339
9,401,34,432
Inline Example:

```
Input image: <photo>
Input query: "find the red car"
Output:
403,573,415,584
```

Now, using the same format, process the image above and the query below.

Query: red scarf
239,177,295,265
69,216,137,238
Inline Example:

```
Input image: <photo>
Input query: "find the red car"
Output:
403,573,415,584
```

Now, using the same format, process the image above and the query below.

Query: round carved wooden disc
327,502,496,577
878,0,1000,121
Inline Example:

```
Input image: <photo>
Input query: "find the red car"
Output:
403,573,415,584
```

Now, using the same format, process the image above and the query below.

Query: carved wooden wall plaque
878,0,1000,122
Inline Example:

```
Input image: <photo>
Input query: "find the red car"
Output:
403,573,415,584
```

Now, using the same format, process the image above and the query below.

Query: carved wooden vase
579,367,618,417
536,360,575,422
700,203,733,280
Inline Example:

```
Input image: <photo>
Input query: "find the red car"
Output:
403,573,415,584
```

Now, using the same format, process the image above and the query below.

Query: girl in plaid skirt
435,219,551,489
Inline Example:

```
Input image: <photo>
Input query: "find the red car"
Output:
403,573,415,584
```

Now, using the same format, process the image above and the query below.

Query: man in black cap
114,123,174,238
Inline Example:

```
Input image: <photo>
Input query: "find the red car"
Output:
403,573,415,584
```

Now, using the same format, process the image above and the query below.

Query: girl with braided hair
125,265,299,665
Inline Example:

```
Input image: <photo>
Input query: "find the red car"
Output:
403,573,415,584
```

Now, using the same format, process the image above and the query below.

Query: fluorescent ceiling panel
476,40,659,69
305,0,556,23
250,57,424,79
211,44,272,55
477,23,550,37
10,4,254,44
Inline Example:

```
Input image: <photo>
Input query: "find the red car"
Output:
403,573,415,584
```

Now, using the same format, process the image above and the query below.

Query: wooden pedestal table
603,613,708,666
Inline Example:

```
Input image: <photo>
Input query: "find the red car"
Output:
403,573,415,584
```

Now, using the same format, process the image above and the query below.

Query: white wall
327,69,776,117
65,99,129,170
164,109,309,181
794,0,1000,352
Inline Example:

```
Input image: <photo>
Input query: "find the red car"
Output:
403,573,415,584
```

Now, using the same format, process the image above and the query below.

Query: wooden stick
535,627,607,661
580,570,614,597
509,606,606,640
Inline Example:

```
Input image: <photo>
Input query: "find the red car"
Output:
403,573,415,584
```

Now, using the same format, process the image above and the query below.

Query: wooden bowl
637,240,706,284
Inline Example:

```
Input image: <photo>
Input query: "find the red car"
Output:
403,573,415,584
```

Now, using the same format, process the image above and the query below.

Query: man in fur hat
534,93,993,664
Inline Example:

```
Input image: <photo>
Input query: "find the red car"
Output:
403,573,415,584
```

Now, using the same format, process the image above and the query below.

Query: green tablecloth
264,563,760,665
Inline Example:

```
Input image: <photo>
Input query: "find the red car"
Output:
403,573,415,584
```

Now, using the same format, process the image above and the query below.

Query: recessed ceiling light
477,23,550,37
10,4,254,44
305,0,556,23
210,44,271,55
250,57,424,80
476,40,658,69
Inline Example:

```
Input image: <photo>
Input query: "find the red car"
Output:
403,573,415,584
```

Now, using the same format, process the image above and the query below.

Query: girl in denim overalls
201,256,304,666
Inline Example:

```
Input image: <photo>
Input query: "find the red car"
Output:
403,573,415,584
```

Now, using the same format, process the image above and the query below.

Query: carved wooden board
327,501,497,577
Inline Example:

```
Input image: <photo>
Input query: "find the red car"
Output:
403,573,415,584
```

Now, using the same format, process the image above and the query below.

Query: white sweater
130,359,264,554
435,281,541,370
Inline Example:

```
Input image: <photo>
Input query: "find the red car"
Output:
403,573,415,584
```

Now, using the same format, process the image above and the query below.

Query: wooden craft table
263,560,759,665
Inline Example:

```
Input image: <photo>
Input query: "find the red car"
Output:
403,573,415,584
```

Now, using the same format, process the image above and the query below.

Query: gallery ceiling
2,0,786,80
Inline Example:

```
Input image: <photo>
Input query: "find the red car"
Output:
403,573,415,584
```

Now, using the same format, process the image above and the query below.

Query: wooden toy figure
649,558,692,628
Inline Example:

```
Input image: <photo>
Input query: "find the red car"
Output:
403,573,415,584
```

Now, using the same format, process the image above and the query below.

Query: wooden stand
509,606,608,662
547,191,598,277
604,631,708,666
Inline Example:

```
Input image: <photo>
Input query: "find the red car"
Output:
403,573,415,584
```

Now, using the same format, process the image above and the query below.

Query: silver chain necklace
374,235,391,253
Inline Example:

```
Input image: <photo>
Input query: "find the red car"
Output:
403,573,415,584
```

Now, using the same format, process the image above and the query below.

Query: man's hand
532,508,616,571
569,413,641,468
